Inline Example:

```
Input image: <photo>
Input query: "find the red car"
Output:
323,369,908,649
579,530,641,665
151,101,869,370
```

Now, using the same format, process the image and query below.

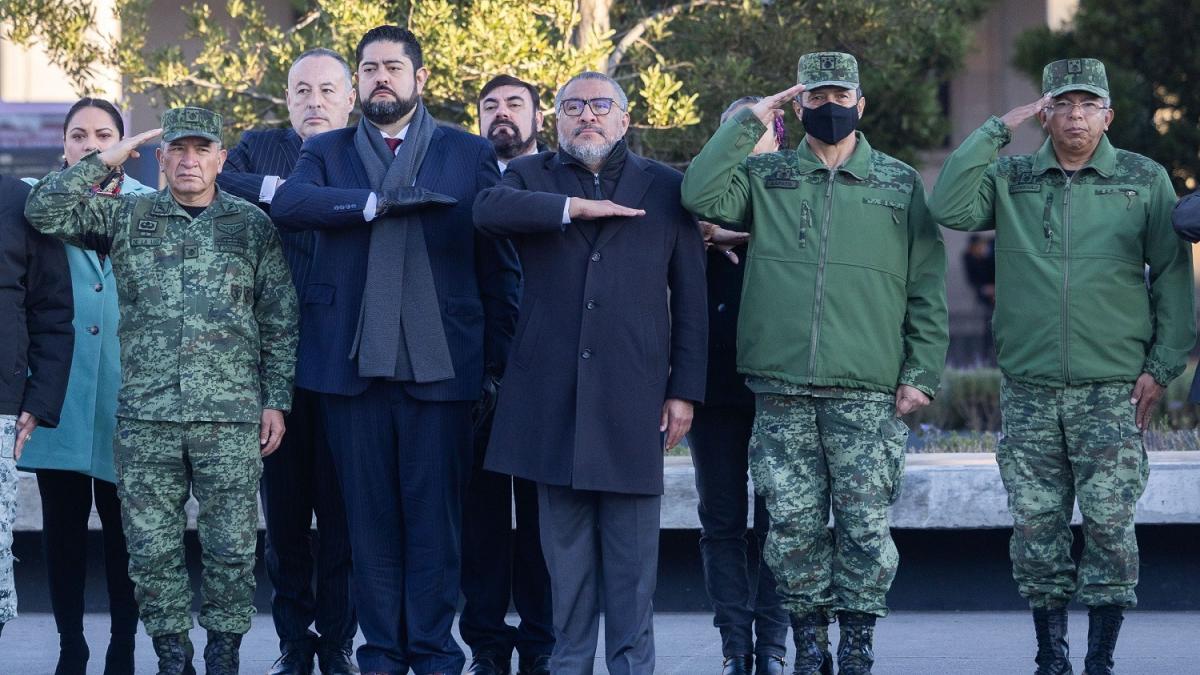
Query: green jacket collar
1032,133,1116,178
795,131,872,181
149,184,240,219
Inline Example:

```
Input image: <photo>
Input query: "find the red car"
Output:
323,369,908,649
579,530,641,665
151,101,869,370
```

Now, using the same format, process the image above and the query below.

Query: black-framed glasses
558,97,621,117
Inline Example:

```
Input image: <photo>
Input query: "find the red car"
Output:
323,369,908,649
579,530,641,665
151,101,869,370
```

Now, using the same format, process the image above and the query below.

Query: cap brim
1045,84,1109,99
800,80,858,91
161,130,222,143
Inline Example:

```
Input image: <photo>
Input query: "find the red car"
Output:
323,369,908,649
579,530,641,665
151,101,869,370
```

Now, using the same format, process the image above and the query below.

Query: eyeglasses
558,97,621,117
1044,100,1109,117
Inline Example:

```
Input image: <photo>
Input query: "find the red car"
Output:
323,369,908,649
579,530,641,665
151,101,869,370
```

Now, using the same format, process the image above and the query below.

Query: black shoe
317,639,358,675
721,654,753,675
203,631,242,675
151,633,197,675
517,654,550,675
790,612,834,675
756,653,787,675
269,638,316,675
56,631,90,675
836,611,877,675
1033,606,1073,675
104,633,136,675
1082,605,1123,675
467,652,512,675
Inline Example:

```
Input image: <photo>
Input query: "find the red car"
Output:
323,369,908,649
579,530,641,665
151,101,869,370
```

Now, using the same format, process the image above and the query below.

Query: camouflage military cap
1042,58,1109,99
796,52,859,90
160,106,223,143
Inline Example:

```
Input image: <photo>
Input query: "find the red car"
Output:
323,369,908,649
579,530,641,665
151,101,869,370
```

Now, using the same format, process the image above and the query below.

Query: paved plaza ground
3,610,1198,674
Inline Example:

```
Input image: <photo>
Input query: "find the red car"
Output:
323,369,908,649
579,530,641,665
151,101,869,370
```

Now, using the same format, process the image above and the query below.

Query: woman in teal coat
18,98,155,675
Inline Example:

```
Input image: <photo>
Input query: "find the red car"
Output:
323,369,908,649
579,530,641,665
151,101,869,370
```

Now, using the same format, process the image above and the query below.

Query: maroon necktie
384,137,402,153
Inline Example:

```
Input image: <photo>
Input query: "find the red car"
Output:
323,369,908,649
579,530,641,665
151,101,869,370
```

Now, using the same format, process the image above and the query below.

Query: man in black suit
461,74,553,675
474,71,707,675
217,48,358,675
272,26,521,675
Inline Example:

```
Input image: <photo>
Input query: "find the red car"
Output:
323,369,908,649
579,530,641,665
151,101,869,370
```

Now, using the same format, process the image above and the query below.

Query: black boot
720,654,752,675
203,631,242,675
756,652,787,675
1033,606,1073,675
104,632,136,675
317,639,358,675
269,638,316,675
55,631,90,675
790,612,833,675
151,633,196,675
1083,605,1123,675
836,611,876,675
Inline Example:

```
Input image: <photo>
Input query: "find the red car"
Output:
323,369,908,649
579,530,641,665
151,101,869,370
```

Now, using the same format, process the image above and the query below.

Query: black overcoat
474,149,707,495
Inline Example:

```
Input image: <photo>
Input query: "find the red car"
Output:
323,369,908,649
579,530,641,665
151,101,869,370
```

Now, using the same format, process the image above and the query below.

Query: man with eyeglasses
930,58,1195,675
475,70,707,674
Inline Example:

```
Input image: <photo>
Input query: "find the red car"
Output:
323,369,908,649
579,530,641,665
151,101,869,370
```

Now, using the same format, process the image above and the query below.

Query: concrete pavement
2,611,1197,674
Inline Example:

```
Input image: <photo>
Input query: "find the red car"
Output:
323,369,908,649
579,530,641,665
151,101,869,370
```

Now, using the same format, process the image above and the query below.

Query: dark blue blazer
216,128,312,290
271,123,520,401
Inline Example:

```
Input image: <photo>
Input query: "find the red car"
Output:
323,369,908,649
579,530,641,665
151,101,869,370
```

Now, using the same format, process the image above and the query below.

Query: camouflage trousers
1,415,17,625
998,378,1149,609
114,418,262,636
749,395,907,618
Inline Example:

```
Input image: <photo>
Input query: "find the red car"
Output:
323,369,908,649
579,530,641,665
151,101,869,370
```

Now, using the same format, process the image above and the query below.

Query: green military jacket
929,116,1195,387
681,107,949,397
25,153,298,423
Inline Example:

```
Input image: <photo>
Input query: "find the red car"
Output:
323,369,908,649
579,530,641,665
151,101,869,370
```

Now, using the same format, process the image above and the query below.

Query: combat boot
1082,605,1123,675
1032,606,1073,675
151,632,196,675
202,631,242,675
789,612,833,675
835,611,876,675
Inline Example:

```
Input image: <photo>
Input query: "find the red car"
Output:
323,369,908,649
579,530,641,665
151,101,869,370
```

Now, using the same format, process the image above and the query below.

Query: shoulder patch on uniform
137,219,158,233
216,220,246,235
1008,170,1043,193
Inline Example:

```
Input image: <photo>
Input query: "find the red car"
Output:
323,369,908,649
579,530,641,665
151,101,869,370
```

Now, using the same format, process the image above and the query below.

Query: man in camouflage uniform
26,107,299,675
682,53,948,675
930,59,1195,675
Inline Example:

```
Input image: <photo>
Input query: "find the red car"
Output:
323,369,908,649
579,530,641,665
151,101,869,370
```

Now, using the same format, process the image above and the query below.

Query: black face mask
801,101,859,145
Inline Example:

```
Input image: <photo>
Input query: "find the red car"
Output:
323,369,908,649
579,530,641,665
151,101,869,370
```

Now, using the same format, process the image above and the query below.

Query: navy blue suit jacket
216,128,312,291
271,123,520,401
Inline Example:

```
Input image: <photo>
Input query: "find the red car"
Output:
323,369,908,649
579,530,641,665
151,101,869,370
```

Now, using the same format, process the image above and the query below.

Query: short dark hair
355,25,423,70
478,75,540,110
64,97,125,138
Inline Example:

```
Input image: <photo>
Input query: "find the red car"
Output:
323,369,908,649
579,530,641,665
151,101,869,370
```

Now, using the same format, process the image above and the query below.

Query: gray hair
290,47,353,87
554,71,628,111
720,96,762,123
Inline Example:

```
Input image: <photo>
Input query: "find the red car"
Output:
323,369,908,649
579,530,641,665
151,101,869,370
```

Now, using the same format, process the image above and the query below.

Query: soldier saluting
25,106,298,675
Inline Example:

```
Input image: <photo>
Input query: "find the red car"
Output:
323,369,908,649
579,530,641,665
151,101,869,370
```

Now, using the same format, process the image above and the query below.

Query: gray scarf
350,103,455,383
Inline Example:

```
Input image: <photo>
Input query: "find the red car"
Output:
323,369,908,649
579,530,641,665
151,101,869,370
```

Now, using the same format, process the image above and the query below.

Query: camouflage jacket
929,116,1195,387
681,106,948,398
25,153,298,423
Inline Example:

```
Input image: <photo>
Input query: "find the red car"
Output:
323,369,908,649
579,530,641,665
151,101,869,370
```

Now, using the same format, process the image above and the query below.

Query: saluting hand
98,128,163,168
259,408,286,457
749,83,807,127
1000,96,1052,133
568,197,645,220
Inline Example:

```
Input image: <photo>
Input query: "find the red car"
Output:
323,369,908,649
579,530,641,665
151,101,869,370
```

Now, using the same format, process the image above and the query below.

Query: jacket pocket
638,311,666,385
879,415,909,505
512,296,542,370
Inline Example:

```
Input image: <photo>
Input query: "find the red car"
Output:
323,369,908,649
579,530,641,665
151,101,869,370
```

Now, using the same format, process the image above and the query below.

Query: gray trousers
537,483,660,675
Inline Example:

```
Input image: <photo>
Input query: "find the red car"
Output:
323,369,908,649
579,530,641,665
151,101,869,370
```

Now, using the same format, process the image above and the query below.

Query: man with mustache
475,71,707,674
930,58,1195,675
26,107,298,675
460,74,553,675
217,47,358,675
272,25,521,675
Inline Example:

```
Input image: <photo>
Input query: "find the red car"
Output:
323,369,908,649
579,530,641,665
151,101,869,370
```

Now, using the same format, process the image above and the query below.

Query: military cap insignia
1067,59,1082,74
820,56,836,70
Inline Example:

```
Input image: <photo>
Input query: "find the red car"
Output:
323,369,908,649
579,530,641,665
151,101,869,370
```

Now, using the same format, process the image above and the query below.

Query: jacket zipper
1061,175,1073,384
593,173,601,199
807,171,837,378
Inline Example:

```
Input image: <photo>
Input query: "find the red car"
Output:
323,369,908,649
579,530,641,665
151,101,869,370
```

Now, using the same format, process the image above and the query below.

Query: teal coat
17,173,155,483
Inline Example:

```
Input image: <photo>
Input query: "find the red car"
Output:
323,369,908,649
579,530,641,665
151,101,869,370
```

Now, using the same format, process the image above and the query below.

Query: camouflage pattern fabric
0,415,16,624
1042,58,1109,98
997,377,1148,609
796,52,860,89
749,394,907,618
114,418,262,636
24,153,298,423
160,106,223,144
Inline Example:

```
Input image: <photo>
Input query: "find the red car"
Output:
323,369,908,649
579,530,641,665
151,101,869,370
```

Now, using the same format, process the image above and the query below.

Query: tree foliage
1014,0,1200,194
2,0,993,165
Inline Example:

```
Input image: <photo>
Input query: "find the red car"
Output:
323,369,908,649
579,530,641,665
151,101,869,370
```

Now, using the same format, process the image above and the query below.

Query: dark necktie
384,137,402,153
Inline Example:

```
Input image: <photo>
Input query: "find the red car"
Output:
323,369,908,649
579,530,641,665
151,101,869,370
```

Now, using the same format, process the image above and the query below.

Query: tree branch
606,0,734,74
130,74,286,106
